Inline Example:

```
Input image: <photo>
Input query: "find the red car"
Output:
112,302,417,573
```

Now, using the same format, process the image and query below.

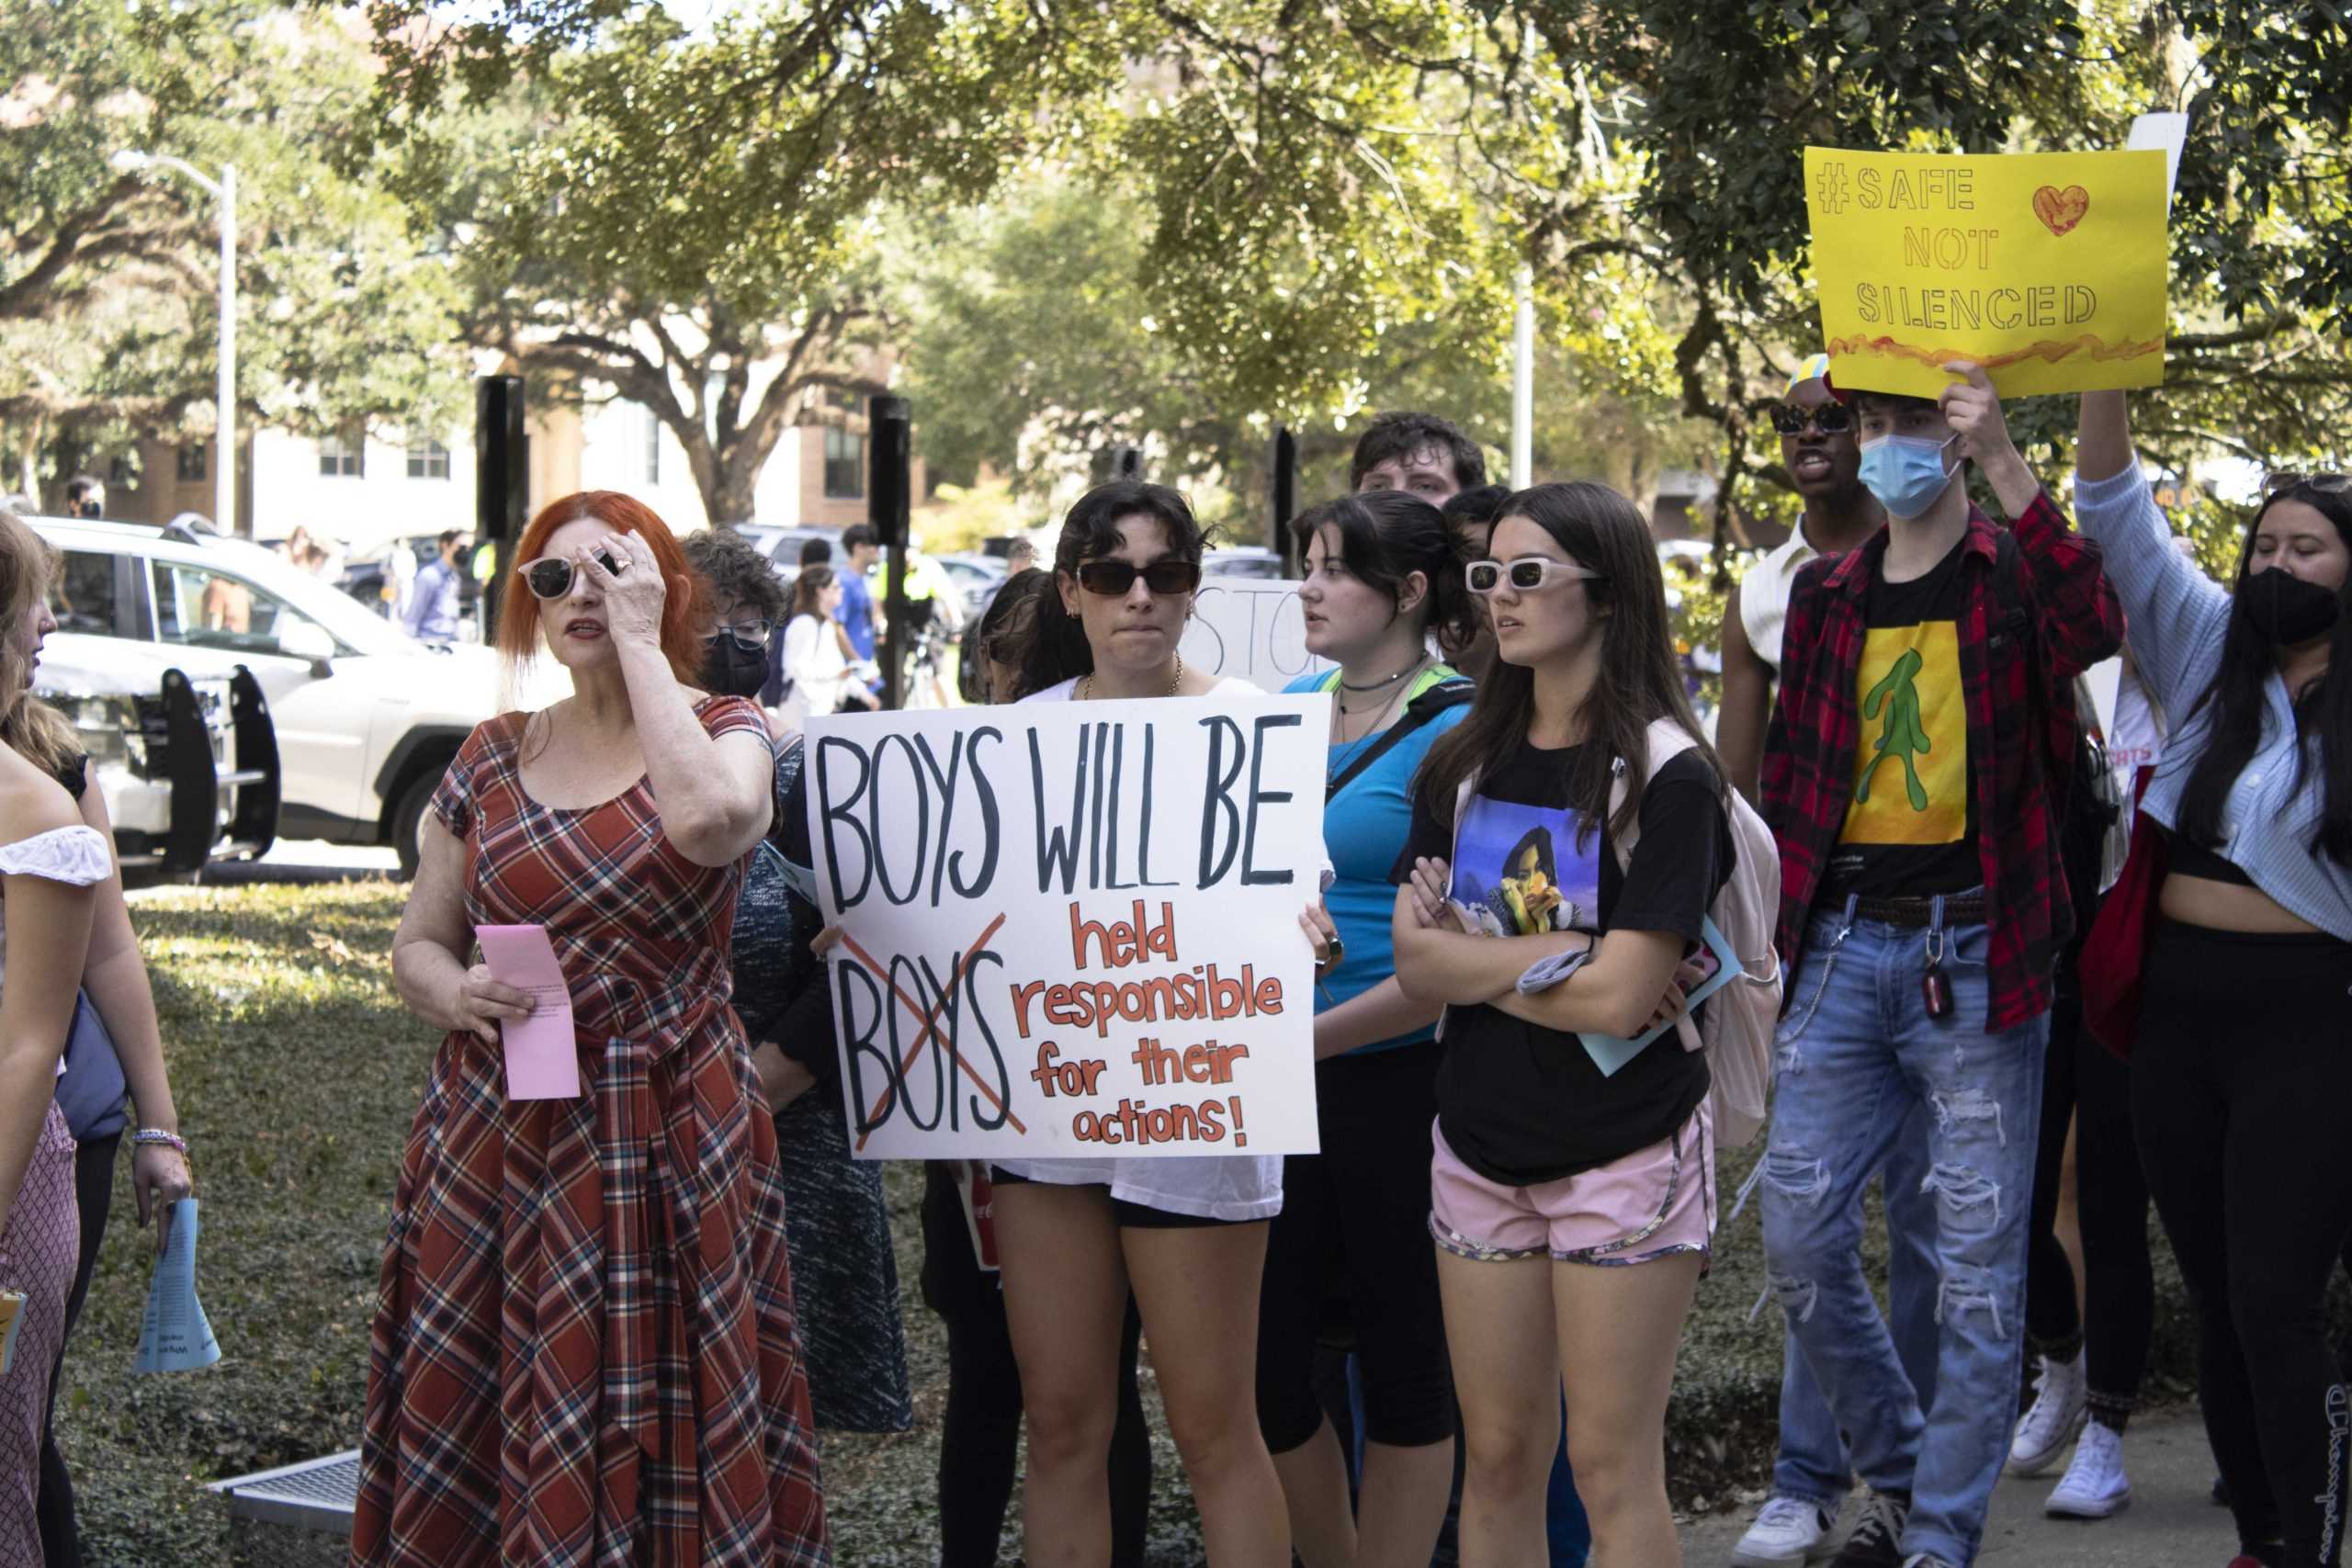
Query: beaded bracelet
130,1128,189,1157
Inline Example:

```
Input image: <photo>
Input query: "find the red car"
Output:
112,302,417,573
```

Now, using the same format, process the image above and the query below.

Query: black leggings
38,1133,117,1568
1256,1041,1454,1455
2022,986,2155,1429
2133,919,2352,1568
919,1164,1151,1568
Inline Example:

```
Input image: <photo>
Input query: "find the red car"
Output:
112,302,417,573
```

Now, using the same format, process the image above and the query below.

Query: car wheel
391,769,441,880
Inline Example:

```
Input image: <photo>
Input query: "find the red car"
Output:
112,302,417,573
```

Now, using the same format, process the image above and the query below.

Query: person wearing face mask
1725,358,1940,1568
1757,363,2122,1568
678,530,918,1443
2075,393,2352,1568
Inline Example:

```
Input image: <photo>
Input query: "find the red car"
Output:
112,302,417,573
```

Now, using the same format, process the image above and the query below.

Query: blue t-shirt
1288,668,1470,1055
839,567,877,660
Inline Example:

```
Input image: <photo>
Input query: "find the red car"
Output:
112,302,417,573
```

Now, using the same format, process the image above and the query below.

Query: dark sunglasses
2261,471,2350,497
1769,402,1855,436
517,548,627,600
1074,558,1202,597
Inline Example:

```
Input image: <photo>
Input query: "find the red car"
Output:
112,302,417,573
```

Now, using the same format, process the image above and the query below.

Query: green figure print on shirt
1858,647,1931,811
1840,621,1967,847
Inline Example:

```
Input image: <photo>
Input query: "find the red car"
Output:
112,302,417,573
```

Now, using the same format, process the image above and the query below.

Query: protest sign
1180,580,1331,693
803,694,1329,1160
1804,145,2168,398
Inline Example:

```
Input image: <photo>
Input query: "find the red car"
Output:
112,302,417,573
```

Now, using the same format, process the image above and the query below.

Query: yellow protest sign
1804,146,2168,398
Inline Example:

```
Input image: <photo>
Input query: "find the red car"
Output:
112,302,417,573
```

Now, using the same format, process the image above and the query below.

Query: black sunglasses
517,548,627,600
1769,402,1855,436
1074,558,1202,597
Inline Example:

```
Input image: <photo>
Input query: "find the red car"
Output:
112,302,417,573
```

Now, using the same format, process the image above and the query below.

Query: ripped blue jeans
1758,898,2048,1568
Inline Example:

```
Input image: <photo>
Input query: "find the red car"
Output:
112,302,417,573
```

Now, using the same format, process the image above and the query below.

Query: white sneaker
1733,1495,1838,1566
2045,1418,2132,1518
2008,1350,2087,1475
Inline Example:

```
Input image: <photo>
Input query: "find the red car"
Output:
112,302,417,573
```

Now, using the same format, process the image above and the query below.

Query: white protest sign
1180,580,1332,693
803,694,1329,1160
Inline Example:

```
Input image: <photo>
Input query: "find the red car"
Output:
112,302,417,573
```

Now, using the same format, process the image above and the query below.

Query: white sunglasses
1465,557,1607,595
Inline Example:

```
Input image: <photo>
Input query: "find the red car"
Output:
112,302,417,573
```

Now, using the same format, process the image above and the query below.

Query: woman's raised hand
582,528,670,649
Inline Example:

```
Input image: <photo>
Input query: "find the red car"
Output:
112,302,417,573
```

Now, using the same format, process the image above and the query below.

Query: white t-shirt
992,672,1288,1221
783,613,857,716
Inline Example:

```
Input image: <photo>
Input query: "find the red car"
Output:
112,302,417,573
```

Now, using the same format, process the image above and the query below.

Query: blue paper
1579,916,1744,1077
133,1198,220,1374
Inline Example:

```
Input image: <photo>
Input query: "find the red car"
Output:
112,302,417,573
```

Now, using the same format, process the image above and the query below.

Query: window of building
319,432,364,478
643,408,662,485
107,456,135,487
405,437,451,480
823,427,864,500
175,444,208,482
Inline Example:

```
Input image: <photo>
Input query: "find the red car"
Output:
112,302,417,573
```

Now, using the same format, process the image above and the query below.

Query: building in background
86,354,921,550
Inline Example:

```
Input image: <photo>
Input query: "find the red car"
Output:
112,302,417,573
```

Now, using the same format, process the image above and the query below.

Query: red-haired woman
350,492,829,1567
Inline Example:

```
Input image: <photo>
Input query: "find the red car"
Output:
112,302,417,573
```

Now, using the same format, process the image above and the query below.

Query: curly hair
682,526,788,625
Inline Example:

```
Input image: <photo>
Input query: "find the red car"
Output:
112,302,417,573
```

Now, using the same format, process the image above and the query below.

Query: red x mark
844,912,1026,1151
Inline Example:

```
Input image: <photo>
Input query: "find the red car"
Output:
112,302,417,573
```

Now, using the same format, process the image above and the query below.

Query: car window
49,550,120,636
150,560,334,657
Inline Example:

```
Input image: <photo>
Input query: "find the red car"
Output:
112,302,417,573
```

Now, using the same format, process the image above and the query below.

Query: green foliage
0,2,467,493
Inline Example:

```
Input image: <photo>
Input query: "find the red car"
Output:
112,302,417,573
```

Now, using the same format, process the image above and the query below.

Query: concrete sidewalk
1679,1409,2242,1564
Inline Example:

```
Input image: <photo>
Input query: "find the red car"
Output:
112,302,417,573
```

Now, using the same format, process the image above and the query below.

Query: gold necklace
1080,654,1184,703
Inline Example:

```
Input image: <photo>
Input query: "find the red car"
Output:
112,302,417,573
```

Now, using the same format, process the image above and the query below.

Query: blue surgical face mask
1857,432,1961,521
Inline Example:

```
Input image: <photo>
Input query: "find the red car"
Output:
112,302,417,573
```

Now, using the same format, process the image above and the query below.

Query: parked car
35,644,279,885
932,551,1008,616
1202,546,1288,581
31,513,506,876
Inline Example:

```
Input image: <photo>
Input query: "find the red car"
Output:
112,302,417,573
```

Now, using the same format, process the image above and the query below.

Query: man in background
403,529,467,645
64,475,104,519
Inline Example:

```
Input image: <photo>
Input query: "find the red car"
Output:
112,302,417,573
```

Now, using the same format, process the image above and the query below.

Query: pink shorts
1429,1101,1715,1267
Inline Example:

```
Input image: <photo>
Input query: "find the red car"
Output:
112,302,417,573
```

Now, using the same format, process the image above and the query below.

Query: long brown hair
0,510,80,777
1416,480,1723,845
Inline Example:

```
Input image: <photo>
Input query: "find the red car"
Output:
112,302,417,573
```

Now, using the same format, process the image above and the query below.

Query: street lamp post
113,151,237,536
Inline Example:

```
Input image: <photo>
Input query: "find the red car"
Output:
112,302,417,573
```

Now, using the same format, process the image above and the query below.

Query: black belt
1846,893,1987,929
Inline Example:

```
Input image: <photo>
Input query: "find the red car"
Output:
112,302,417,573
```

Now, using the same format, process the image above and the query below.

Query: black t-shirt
1396,738,1731,1186
1823,536,1982,898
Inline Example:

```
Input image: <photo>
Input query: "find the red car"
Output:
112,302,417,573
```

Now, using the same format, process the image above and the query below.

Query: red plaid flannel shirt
1761,496,2124,1030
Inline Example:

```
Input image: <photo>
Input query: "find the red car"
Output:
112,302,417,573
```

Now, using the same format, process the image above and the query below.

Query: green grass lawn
58,881,2226,1564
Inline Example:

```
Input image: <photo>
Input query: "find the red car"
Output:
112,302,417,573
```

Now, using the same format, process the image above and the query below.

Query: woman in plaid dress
351,492,828,1568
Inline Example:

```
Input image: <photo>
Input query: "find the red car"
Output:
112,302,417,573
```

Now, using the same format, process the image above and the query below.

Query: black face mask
701,635,768,698
2238,567,2344,647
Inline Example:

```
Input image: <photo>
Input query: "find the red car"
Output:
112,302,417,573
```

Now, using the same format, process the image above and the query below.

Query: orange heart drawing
2032,184,2091,237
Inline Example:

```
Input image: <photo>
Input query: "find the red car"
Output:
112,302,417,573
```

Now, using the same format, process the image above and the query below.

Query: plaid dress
351,697,829,1568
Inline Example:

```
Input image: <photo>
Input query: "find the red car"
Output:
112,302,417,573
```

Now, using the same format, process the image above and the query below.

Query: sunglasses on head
1465,558,1607,595
1768,402,1855,436
1074,558,1203,597
2261,471,2350,498
517,547,628,601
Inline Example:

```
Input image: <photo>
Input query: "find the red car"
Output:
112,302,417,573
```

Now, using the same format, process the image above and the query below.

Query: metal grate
209,1450,359,1568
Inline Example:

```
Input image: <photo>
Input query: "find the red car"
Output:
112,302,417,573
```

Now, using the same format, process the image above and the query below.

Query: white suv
34,515,506,876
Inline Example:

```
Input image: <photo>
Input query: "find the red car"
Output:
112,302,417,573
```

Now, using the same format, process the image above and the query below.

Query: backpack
1605,717,1783,1149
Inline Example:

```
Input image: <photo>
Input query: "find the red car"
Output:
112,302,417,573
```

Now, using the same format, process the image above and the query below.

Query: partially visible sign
1181,580,1331,694
1805,145,2168,399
